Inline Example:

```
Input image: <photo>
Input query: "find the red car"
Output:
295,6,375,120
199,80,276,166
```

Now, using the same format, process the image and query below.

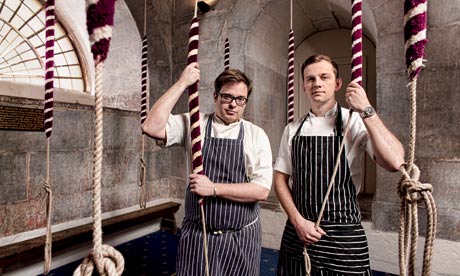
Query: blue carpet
40,230,395,276
41,230,180,276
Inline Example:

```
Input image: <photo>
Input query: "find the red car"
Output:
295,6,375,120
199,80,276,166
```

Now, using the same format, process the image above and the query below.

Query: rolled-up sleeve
156,113,189,148
274,125,292,176
347,113,374,163
245,125,273,190
345,113,373,193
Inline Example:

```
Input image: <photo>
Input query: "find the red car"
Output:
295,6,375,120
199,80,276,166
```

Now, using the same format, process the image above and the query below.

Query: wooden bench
0,201,181,273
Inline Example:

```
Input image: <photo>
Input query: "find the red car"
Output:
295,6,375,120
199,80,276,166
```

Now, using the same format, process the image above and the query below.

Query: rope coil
398,163,437,276
399,164,432,203
73,245,125,276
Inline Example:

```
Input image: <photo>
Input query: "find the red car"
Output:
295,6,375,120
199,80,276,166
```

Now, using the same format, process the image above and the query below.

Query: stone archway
294,29,377,200
240,0,378,151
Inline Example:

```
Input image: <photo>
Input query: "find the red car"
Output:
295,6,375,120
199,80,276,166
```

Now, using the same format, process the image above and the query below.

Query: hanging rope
303,1,363,274
351,0,363,86
43,0,55,273
43,140,53,274
224,38,230,70
187,2,209,275
44,0,55,137
74,1,124,275
138,0,149,209
287,0,295,123
398,1,436,275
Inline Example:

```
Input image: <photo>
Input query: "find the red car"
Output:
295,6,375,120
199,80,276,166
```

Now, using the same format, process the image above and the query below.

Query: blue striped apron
277,106,372,276
176,114,261,276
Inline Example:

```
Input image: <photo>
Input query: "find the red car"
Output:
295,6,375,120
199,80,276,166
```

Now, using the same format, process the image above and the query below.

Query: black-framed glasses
216,92,248,107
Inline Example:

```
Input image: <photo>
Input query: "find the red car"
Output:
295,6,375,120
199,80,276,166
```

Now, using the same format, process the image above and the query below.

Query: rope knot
398,163,432,203
138,157,146,187
138,157,147,208
44,180,52,194
73,245,124,276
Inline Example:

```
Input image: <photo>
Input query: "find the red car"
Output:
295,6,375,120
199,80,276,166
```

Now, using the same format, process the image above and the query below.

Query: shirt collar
308,102,338,118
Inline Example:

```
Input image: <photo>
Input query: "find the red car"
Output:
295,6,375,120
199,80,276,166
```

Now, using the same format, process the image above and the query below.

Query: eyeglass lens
219,92,247,106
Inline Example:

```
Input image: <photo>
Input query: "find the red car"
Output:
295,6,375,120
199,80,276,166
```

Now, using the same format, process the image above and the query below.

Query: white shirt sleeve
244,122,273,190
274,124,292,176
155,113,190,148
346,111,373,193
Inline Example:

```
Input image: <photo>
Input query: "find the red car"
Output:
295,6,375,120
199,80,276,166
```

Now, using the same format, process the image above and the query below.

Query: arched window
0,0,85,92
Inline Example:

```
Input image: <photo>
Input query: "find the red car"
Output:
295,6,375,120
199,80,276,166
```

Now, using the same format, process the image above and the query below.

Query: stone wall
0,93,150,236
1,2,459,273
368,0,460,242
135,1,460,244
0,0,179,239
125,0,190,209
167,0,288,207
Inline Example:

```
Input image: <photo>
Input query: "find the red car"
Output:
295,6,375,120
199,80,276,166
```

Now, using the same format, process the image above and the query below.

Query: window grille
0,0,85,91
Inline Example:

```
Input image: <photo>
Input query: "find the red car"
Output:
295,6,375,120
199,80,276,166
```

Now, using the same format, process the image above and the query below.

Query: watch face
361,106,375,118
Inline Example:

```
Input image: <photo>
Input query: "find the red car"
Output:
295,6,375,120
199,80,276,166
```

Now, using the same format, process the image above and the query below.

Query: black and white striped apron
277,106,372,276
176,114,261,276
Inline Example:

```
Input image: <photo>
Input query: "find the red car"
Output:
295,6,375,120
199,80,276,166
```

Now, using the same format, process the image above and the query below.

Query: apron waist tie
192,216,259,235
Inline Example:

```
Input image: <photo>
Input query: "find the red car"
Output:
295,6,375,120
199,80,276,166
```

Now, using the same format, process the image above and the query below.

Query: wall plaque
0,106,44,131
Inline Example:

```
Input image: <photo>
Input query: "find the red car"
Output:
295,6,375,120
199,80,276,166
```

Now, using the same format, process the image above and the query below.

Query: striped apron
277,106,372,276
176,114,261,276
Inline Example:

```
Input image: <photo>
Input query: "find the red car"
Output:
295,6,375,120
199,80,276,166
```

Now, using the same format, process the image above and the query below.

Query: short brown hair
301,54,339,79
214,69,253,97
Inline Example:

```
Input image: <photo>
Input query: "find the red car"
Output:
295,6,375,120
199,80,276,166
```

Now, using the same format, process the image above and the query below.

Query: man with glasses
142,62,272,276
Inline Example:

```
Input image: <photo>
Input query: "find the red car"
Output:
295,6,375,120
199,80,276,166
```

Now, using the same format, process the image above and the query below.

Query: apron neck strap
205,113,244,140
295,102,343,137
335,103,343,137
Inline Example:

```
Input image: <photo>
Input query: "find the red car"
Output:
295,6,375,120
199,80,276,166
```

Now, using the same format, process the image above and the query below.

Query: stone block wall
2,1,459,263
368,0,460,242
0,0,182,239
0,96,168,237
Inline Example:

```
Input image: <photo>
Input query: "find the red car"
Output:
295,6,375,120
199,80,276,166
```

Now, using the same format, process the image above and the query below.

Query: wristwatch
360,106,375,118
